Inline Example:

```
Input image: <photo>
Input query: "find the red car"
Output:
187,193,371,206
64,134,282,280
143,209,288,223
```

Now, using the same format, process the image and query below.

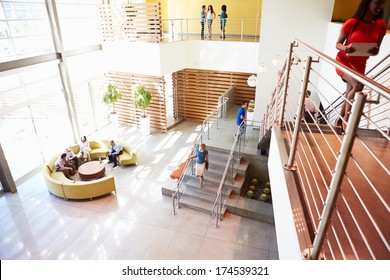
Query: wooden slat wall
107,72,167,132
173,69,256,122
100,2,162,43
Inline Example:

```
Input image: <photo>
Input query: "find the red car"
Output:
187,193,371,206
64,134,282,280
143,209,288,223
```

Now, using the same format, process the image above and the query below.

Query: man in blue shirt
108,140,123,168
236,101,248,127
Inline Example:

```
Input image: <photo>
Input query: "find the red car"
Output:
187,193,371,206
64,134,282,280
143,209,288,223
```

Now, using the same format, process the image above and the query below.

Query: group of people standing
200,4,228,39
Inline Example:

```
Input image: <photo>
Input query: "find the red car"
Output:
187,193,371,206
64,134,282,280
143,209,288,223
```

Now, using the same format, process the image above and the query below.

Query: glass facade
0,0,107,184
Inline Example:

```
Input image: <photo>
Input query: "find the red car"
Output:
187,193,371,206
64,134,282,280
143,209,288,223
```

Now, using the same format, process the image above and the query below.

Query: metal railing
171,97,229,215
161,18,261,42
260,39,390,260
320,53,390,129
211,121,246,227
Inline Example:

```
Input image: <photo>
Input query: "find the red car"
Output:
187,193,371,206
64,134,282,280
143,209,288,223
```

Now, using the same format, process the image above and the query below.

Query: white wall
103,40,259,77
254,0,335,121
102,42,162,76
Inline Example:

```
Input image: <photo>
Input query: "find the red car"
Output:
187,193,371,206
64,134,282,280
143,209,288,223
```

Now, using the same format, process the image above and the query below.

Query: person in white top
304,90,319,123
206,5,216,39
79,135,91,162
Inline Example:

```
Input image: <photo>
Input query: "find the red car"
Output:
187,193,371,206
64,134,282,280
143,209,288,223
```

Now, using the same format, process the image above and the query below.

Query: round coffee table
78,161,105,181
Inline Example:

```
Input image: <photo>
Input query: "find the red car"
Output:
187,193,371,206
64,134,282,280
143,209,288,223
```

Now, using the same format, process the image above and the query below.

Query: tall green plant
132,85,152,118
102,83,122,114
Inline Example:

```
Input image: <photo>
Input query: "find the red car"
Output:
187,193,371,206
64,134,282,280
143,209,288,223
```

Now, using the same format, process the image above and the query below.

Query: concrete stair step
178,195,227,216
184,178,232,196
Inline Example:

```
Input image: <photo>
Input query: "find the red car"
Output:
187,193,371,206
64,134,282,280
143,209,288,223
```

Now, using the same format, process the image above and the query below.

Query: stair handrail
211,121,246,227
277,39,389,259
320,54,390,121
172,97,229,215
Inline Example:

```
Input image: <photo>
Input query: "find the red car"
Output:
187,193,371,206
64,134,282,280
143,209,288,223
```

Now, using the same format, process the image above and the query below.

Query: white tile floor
0,111,278,260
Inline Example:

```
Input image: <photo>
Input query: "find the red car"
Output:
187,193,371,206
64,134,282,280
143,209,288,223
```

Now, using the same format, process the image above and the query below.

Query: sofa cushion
89,141,102,149
51,171,73,183
47,154,60,172
90,147,109,159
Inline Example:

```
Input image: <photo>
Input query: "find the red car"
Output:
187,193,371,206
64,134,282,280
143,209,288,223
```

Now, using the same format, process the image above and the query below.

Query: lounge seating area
42,140,137,200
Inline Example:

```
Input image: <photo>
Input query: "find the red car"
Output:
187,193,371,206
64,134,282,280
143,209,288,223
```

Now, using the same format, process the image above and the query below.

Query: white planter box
110,113,119,129
247,111,254,125
140,115,150,136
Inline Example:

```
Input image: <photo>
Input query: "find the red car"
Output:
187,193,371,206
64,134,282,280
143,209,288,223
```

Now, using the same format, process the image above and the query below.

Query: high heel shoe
335,118,345,135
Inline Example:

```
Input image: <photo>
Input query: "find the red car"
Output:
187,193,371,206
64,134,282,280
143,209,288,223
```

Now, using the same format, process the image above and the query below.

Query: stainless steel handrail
172,97,228,215
294,39,390,101
161,18,261,42
211,121,246,227
260,39,390,260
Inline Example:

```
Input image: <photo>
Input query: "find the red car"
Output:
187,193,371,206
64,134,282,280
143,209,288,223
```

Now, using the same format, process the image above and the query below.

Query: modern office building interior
0,0,389,261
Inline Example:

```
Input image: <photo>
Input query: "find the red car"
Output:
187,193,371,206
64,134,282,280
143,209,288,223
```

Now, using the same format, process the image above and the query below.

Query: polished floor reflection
0,113,278,260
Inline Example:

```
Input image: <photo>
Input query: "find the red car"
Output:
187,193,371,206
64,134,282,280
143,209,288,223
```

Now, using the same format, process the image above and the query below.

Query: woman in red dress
335,0,387,132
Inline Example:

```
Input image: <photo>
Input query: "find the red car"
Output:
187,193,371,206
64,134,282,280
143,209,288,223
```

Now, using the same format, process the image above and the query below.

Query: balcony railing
161,18,261,42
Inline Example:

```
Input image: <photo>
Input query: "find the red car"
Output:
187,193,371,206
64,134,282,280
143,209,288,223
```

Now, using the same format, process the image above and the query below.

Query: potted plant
102,83,122,128
132,84,152,135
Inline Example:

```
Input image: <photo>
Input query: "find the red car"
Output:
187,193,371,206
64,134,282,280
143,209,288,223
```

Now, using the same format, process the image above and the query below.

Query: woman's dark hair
221,5,227,12
353,0,384,20
208,5,214,14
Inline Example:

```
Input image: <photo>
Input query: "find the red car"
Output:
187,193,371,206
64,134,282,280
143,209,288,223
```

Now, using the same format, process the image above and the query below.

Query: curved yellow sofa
72,140,137,166
43,152,116,200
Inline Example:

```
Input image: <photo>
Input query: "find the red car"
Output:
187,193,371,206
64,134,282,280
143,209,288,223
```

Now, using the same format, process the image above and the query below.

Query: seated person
107,140,123,168
54,153,76,180
65,145,79,170
79,135,91,162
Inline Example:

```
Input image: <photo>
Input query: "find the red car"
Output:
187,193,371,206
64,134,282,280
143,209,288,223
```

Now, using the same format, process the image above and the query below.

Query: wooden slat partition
173,69,256,122
106,72,167,132
100,2,162,43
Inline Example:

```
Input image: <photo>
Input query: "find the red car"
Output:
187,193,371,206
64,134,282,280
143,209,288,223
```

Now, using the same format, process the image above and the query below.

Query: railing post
172,193,176,215
180,18,183,40
310,92,367,260
186,18,189,40
171,20,174,41
279,42,295,127
283,56,312,170
241,19,244,42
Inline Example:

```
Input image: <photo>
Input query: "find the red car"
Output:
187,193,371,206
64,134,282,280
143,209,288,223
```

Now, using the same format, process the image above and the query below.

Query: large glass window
56,0,102,50
0,62,73,181
0,0,54,62
66,50,107,135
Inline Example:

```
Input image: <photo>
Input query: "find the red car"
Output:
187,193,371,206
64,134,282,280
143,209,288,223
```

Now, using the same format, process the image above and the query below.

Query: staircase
164,144,274,224
162,146,249,216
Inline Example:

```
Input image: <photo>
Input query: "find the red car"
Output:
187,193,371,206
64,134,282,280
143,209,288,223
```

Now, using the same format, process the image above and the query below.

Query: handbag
205,161,209,170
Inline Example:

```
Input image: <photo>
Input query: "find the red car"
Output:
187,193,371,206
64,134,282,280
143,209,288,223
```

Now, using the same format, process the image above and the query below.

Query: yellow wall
332,0,390,24
332,0,360,21
148,0,262,36
147,0,261,20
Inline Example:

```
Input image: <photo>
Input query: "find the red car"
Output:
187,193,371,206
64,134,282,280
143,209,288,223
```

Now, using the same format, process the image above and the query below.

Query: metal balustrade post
309,92,367,260
284,56,312,170
172,193,176,215
241,19,244,41
171,20,174,41
279,42,295,127
207,116,210,140
180,18,183,40
186,19,189,40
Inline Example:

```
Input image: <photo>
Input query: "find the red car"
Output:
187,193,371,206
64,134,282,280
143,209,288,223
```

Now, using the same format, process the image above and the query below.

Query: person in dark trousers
200,5,206,39
107,140,123,168
219,5,227,39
